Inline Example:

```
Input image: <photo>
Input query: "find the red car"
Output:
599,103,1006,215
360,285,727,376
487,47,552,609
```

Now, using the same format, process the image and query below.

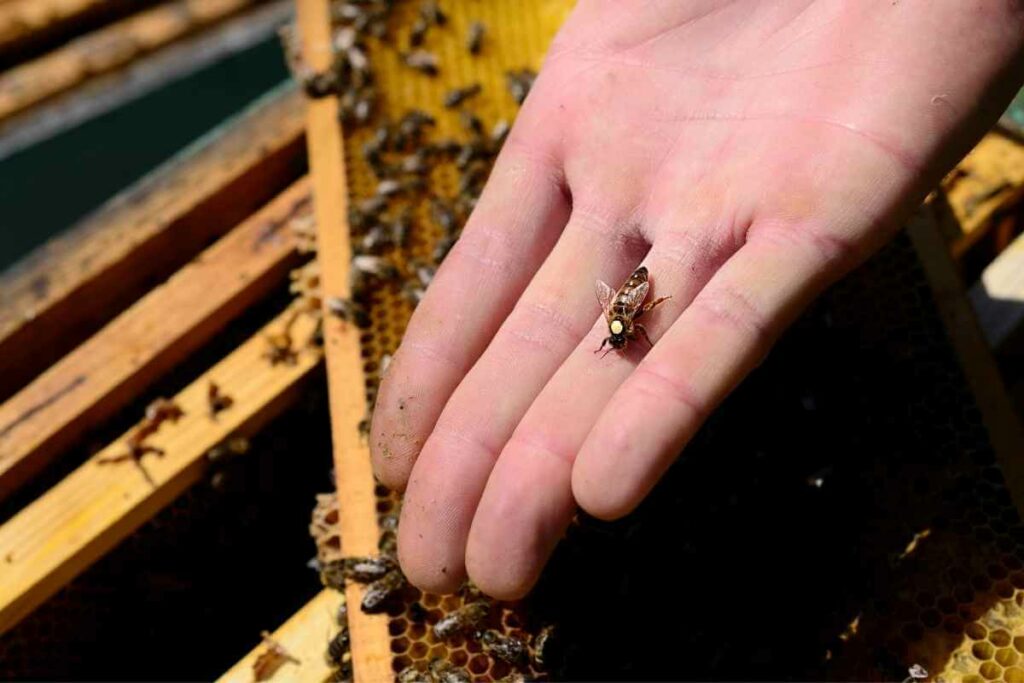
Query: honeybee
595,266,671,355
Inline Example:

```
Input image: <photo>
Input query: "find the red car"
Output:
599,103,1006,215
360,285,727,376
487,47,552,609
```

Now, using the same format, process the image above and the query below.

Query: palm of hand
370,0,1023,598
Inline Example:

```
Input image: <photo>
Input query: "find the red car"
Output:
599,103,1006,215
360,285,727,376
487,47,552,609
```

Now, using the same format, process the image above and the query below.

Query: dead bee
396,666,431,683
419,0,447,26
207,381,233,418
408,17,428,47
506,68,537,105
252,631,300,682
466,21,485,55
99,398,184,465
595,266,671,355
433,601,490,640
361,569,406,613
429,660,471,683
479,630,528,666
264,329,298,366
402,49,439,76
444,83,481,108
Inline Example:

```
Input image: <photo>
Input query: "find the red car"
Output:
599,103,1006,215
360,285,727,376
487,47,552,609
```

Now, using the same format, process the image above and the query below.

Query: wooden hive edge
0,79,306,401
0,177,311,502
297,0,393,681
0,305,323,635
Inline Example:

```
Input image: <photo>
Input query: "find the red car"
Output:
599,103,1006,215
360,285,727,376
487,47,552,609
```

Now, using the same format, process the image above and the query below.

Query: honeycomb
322,1,572,680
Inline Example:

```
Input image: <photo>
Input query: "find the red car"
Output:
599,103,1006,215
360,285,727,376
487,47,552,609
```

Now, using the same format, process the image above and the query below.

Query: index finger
370,133,570,490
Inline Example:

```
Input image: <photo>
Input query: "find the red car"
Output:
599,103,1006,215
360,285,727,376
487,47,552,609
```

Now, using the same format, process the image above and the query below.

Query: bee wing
621,280,650,314
595,280,617,315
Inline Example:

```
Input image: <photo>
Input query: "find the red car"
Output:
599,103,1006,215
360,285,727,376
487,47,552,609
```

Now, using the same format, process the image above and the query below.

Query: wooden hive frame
0,0,295,158
0,0,1023,680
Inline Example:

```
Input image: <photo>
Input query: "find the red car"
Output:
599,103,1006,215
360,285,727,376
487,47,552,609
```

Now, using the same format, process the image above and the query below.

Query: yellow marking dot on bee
610,320,624,335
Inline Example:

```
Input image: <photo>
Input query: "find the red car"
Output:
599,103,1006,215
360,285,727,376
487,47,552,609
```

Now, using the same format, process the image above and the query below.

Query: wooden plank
908,194,1024,515
0,0,294,160
0,179,311,502
0,0,262,123
969,230,1024,355
217,589,344,683
943,132,1024,258
0,81,305,402
296,1,392,681
0,307,322,635
0,0,136,61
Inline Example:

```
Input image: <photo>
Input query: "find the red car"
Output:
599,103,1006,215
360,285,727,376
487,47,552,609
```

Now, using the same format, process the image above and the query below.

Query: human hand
371,0,1024,598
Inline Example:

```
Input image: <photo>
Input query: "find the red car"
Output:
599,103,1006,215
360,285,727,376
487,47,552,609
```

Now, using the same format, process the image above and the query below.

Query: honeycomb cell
991,629,1012,648
410,641,428,658
996,581,1016,599
979,661,1003,680
1016,636,1024,653
988,563,1009,580
1007,667,1024,683
490,661,511,679
392,656,411,673
942,616,964,634
963,676,985,683
900,622,924,642
408,623,426,640
450,650,468,667
974,641,996,660
936,596,957,614
997,647,1020,667
468,655,489,675
391,637,410,654
390,619,408,636
920,608,941,628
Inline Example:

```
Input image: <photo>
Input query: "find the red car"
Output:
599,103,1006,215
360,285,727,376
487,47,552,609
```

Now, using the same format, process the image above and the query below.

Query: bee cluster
281,0,535,446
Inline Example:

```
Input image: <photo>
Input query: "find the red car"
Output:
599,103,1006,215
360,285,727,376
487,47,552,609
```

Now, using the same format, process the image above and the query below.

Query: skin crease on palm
370,0,1024,599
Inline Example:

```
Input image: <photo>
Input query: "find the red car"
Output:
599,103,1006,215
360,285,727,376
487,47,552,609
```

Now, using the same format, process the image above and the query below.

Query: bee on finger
595,266,671,356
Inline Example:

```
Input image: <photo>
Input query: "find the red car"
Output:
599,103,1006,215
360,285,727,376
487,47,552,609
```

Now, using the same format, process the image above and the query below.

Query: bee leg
637,295,672,319
594,337,609,354
635,324,655,348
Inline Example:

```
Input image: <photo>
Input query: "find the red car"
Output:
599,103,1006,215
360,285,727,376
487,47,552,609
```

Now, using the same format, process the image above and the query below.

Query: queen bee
595,266,671,356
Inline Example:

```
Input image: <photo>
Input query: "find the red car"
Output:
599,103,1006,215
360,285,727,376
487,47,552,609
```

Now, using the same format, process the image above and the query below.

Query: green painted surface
0,36,290,272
